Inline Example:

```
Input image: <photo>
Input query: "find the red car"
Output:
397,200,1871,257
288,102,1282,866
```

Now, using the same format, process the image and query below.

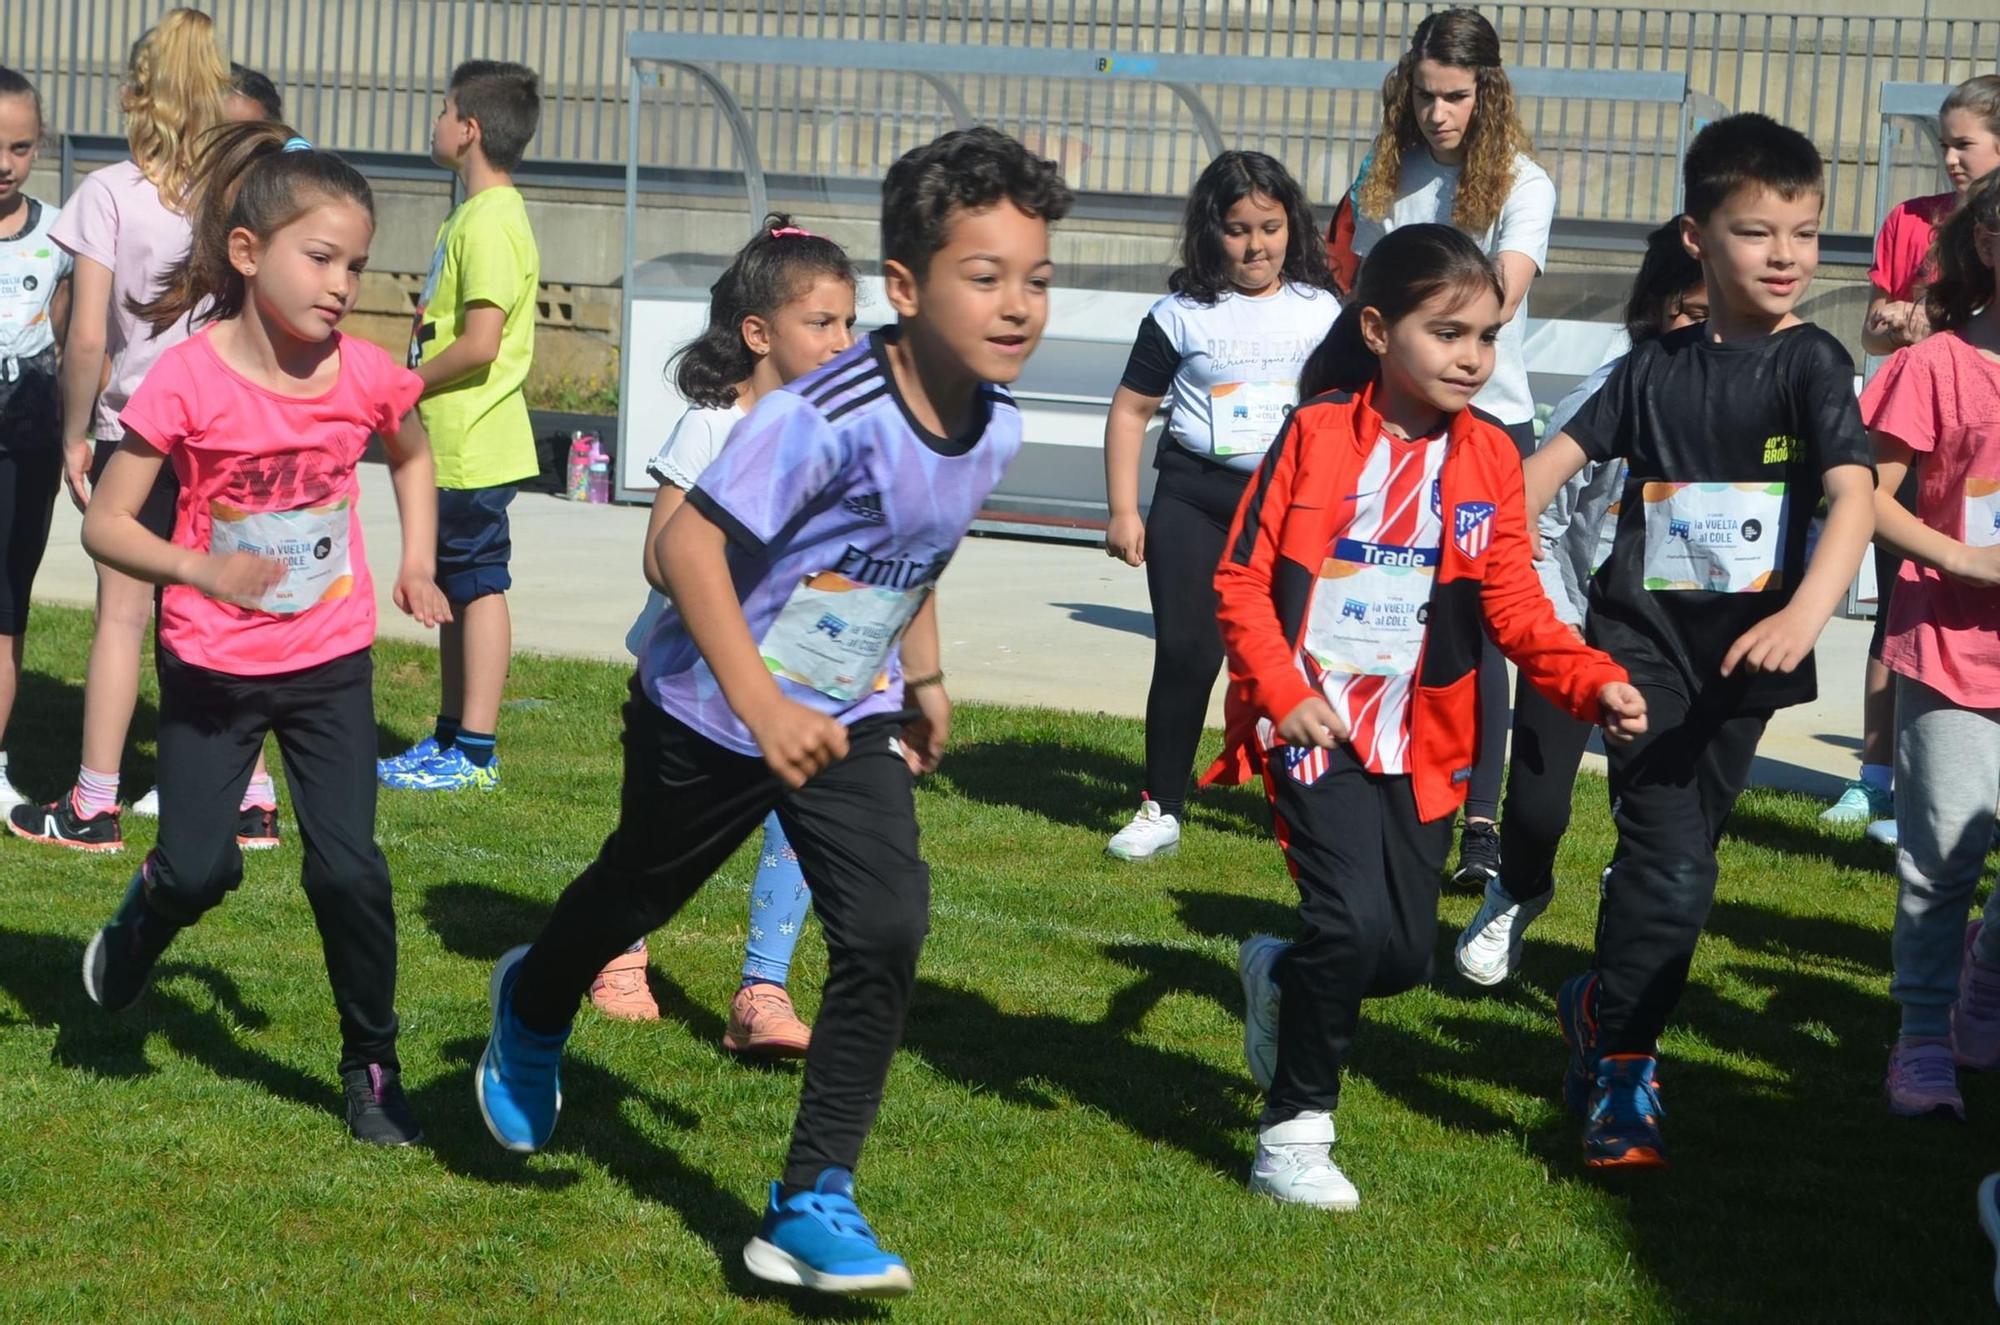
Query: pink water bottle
566,432,596,502
588,456,611,503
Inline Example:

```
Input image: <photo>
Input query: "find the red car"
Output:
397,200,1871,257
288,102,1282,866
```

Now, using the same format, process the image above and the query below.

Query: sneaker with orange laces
724,981,812,1058
588,944,660,1021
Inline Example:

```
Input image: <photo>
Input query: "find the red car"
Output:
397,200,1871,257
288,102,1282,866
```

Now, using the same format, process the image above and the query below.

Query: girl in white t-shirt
594,217,857,1064
1349,7,1557,886
1102,150,1340,862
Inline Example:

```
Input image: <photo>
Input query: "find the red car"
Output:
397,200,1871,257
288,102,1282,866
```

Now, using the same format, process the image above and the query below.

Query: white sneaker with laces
1250,1111,1359,1210
1239,935,1287,1090
1455,877,1553,987
131,787,161,818
1105,797,1180,861
1865,818,1899,848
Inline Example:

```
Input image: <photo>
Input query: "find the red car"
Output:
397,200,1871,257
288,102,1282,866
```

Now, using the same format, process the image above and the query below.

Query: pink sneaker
588,945,660,1021
723,982,811,1058
1886,1036,1964,1120
1955,922,2000,1070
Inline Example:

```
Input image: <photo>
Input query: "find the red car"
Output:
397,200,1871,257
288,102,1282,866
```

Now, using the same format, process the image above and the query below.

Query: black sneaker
83,871,183,1011
237,804,281,851
1451,819,1501,890
9,792,124,853
344,1064,424,1146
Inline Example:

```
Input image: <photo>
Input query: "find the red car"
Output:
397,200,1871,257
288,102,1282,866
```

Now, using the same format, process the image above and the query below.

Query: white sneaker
1105,798,1180,861
1239,935,1287,1090
0,773,23,821
131,787,161,818
1454,877,1553,987
1866,818,1898,848
1250,1111,1359,1210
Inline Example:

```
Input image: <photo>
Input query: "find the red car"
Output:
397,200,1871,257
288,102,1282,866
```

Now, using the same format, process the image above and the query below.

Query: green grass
0,603,1991,1322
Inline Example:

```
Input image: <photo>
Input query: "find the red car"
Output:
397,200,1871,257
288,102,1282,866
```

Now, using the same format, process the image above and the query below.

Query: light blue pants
743,810,812,985
1891,676,2000,1037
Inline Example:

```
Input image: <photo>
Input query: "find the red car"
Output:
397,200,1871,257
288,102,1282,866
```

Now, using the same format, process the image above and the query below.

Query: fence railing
7,1,1996,234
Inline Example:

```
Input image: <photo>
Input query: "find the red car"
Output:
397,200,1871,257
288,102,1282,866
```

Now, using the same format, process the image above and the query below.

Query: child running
1100,150,1339,862
73,122,449,1146
1453,219,1706,986
1868,171,2000,1121
474,127,1071,1298
0,68,74,819
1215,223,1646,1210
1524,114,1875,1168
596,215,858,1049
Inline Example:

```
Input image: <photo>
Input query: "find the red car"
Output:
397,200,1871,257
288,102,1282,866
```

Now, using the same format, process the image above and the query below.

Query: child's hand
394,566,454,628
1720,606,1820,677
748,697,851,789
898,683,951,775
1946,543,2000,589
196,550,287,608
1277,694,1348,749
1597,682,1649,744
1105,511,1146,567
63,438,94,512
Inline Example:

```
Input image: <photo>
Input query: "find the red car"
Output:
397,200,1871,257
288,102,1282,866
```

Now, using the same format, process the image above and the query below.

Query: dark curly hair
1624,217,1705,345
1168,150,1335,305
1299,223,1503,399
880,126,1074,277
1925,170,2000,336
674,214,856,410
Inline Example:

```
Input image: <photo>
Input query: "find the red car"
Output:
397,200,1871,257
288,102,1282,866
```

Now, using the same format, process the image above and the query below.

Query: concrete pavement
32,463,1872,799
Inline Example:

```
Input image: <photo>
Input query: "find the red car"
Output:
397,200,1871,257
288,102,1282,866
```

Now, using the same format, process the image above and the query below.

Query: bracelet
905,670,946,692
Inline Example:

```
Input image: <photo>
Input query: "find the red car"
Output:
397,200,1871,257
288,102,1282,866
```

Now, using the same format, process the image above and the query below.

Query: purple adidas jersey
640,329,1022,756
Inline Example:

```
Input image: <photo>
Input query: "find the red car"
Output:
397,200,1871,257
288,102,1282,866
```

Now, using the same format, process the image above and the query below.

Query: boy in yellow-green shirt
381,60,541,793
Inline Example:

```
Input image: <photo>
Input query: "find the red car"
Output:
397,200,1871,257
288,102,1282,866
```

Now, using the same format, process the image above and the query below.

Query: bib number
209,498,354,614
1208,380,1294,457
1640,481,1786,593
759,570,928,702
1302,547,1436,678
1965,477,2000,549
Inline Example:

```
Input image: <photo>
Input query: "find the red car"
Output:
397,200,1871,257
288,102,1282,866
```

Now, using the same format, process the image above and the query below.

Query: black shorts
436,483,516,603
91,434,180,541
0,363,63,634
1869,469,1920,662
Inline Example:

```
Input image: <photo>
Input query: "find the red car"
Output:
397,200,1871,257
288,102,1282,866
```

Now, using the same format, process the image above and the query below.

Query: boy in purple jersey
473,127,1071,1300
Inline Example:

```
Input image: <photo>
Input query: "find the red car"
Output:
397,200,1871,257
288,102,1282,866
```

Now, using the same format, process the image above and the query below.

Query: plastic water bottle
588,457,611,504
567,432,596,502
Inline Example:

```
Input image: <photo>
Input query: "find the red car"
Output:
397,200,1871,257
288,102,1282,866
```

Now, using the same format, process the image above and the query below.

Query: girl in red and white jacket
1207,223,1647,1211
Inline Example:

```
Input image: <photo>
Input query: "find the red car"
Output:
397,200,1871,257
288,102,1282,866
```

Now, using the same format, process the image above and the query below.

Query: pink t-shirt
119,330,424,677
1864,330,2000,708
1869,192,1956,303
48,161,198,441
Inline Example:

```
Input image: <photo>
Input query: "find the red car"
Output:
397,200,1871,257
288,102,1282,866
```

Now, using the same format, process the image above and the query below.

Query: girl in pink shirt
1868,171,2000,1123
72,121,450,1147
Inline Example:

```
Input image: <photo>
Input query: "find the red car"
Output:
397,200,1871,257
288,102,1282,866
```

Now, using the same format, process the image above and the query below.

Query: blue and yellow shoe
1582,1054,1668,1170
1556,971,1600,1118
376,734,441,783
384,747,500,793
475,944,568,1152
742,1168,914,1298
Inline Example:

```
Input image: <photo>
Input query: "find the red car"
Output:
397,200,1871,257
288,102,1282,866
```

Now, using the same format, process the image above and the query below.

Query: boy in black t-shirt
1523,113,1876,1169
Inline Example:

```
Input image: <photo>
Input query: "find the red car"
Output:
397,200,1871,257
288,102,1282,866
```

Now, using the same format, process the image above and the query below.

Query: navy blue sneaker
475,944,569,1152
742,1168,914,1298
1583,1054,1668,1170
83,869,184,1012
1556,971,1600,1118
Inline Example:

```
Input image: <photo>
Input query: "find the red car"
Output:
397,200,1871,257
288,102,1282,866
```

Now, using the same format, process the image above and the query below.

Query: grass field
0,603,1993,1322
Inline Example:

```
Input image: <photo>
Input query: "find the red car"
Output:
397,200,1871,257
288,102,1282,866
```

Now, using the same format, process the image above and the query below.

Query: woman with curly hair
1350,7,1556,888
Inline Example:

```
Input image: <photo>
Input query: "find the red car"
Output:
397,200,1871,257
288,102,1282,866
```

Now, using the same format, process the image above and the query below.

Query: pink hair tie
770,225,813,239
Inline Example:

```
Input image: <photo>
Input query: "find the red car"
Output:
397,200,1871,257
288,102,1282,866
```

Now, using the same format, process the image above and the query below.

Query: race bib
1640,481,1787,593
1965,477,2000,550
1208,380,1294,457
759,570,928,702
1302,542,1437,678
209,498,354,614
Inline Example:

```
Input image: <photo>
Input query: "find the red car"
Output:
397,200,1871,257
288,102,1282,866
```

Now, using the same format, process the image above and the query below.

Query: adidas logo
842,492,887,525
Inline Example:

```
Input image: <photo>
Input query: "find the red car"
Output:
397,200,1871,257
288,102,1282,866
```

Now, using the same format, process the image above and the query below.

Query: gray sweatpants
1891,675,2000,1037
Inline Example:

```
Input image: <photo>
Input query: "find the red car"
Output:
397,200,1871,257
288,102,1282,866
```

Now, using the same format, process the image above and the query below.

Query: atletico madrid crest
1453,501,1495,559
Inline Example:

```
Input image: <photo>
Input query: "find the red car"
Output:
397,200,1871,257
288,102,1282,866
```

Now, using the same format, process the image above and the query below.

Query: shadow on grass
1721,802,1895,877
7,669,161,800
933,738,1269,839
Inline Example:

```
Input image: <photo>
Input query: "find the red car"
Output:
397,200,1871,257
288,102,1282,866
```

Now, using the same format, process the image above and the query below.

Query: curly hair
674,214,856,409
121,8,232,210
1168,150,1336,305
880,126,1074,277
1925,170,2000,336
1357,8,1536,238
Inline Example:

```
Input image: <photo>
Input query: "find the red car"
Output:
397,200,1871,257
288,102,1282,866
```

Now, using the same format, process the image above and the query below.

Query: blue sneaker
742,1168,914,1298
1556,971,1600,1118
475,944,568,1153
1583,1054,1668,1170
1820,778,1892,826
377,735,440,783
384,746,500,793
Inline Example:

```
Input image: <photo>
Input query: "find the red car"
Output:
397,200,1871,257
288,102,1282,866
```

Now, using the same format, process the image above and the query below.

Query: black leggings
1142,462,1250,818
1465,420,1539,821
1497,670,1596,903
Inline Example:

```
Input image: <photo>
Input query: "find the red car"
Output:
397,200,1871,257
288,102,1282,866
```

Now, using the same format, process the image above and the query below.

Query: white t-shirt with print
1352,151,1556,427
0,198,73,365
624,402,748,656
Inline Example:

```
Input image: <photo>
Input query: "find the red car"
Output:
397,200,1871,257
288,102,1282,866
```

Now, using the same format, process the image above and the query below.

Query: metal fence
6,1,1997,233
